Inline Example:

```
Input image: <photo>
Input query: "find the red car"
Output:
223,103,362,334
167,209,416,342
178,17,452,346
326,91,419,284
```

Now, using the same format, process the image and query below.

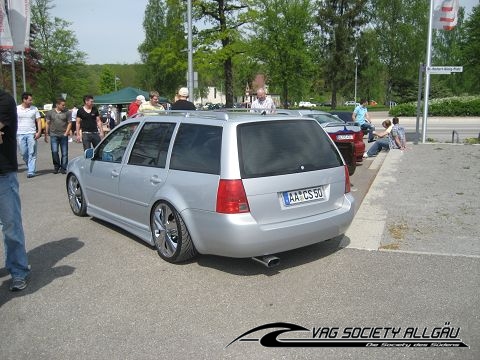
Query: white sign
426,66,463,74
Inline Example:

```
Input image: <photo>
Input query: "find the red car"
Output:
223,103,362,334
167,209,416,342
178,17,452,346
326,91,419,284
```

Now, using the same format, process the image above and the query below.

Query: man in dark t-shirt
0,89,30,291
46,97,72,173
75,94,104,150
171,87,196,111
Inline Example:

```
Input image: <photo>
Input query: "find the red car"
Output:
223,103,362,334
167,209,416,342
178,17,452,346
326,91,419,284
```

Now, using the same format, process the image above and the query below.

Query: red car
276,109,365,175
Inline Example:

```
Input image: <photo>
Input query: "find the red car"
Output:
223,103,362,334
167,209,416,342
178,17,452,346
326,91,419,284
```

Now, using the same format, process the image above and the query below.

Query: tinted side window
170,124,222,174
238,120,343,178
128,122,175,168
95,123,139,163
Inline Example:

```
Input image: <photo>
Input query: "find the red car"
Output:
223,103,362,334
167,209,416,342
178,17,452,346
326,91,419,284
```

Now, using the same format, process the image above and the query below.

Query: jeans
50,135,69,171
361,123,376,142
81,132,101,150
17,133,37,175
367,138,390,157
0,172,30,279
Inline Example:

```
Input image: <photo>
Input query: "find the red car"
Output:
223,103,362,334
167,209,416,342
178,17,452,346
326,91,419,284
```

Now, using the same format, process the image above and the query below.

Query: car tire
348,164,356,176
67,174,87,216
151,201,197,263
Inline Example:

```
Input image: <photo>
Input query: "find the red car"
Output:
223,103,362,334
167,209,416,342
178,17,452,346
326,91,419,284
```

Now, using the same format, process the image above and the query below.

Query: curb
341,150,404,250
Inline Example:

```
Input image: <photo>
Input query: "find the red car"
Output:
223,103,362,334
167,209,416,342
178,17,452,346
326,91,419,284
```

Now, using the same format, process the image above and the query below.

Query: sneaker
68,138,73,142
53,169,59,174
362,152,369,158
60,169,67,174
10,277,27,292
27,173,35,178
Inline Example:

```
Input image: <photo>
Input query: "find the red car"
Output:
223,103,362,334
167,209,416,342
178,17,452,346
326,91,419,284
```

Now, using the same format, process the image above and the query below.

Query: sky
49,0,479,65
50,0,149,64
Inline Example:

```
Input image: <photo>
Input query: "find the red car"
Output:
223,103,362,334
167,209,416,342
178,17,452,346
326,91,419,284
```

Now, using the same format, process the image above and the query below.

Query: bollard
451,130,459,144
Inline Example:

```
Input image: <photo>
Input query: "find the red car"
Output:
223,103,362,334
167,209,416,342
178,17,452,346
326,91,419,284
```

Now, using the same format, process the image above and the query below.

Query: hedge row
389,96,480,117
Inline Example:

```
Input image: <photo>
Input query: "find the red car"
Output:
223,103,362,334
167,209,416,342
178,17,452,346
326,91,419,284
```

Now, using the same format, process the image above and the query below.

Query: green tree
372,0,429,103
429,8,465,97
31,0,88,106
98,66,121,94
251,0,315,106
193,0,251,107
138,0,187,99
354,28,385,104
316,0,370,108
459,5,480,93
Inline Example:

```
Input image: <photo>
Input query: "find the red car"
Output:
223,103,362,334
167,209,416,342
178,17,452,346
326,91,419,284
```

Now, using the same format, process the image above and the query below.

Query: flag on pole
432,0,459,30
7,0,31,51
0,1,13,49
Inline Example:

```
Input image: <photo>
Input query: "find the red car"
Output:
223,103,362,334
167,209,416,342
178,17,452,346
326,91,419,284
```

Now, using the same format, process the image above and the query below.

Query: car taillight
216,179,250,214
344,165,351,193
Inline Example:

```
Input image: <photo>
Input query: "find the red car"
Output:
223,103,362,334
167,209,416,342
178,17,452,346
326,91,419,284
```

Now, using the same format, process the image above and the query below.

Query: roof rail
181,110,229,121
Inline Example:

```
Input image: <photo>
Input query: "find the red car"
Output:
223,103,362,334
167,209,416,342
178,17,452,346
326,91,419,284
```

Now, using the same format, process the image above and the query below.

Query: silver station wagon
66,112,355,266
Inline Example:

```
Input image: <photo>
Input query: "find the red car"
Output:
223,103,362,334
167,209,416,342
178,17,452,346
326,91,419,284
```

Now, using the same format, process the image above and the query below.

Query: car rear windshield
306,113,344,125
237,120,343,178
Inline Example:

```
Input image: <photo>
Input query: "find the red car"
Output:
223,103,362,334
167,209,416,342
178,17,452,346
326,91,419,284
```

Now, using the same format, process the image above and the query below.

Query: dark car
329,111,353,124
276,109,365,175
330,110,371,137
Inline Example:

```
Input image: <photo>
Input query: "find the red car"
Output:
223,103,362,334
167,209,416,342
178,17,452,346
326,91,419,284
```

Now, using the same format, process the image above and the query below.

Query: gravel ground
380,144,480,256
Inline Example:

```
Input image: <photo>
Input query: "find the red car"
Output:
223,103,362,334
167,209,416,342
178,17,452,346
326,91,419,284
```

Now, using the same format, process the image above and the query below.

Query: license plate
337,134,354,140
282,186,324,206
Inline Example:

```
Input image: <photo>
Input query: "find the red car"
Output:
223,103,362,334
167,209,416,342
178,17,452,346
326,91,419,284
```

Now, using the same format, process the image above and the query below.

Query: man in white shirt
250,88,276,114
16,92,43,178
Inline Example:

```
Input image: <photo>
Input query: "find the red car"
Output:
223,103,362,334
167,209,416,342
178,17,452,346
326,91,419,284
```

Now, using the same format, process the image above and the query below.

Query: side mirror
85,148,94,159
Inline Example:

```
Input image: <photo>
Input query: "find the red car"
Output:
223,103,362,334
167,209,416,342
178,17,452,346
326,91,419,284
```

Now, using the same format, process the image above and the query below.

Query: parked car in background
66,111,354,265
329,111,353,124
202,102,225,110
330,110,372,137
344,100,359,106
298,101,316,108
276,109,365,175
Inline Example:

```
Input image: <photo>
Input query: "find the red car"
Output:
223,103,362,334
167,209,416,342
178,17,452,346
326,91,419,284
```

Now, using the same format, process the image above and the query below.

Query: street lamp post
354,55,358,103
187,0,194,101
114,75,120,91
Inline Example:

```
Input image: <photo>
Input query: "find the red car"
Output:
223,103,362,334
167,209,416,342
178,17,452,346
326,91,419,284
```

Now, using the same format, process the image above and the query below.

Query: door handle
150,176,162,185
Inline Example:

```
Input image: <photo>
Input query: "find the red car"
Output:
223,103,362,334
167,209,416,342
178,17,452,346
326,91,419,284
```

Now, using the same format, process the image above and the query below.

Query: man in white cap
171,87,196,111
128,95,145,117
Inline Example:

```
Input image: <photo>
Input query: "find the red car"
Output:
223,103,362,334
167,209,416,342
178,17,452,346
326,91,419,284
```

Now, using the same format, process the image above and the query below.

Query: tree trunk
224,57,234,108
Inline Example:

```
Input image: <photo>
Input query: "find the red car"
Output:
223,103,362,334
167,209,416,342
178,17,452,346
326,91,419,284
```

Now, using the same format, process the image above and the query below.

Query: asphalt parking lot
1,136,479,360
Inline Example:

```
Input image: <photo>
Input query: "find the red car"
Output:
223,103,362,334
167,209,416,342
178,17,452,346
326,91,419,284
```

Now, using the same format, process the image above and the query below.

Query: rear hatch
237,119,347,224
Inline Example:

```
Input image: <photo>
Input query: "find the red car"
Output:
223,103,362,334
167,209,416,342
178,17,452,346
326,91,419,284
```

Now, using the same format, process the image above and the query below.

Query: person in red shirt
128,95,145,117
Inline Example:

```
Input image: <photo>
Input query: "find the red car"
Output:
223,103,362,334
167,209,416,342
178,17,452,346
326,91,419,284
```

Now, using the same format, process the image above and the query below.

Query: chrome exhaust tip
251,255,280,268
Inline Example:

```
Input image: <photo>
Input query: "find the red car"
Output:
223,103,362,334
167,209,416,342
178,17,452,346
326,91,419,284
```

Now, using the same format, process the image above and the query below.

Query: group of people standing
127,87,196,114
0,91,109,292
0,85,197,291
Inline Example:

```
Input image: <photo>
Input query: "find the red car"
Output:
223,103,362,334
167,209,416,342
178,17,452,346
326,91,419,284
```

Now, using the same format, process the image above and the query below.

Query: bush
389,96,480,116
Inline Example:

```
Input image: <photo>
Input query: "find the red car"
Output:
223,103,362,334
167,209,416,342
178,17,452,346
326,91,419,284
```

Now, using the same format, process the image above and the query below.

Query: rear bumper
181,193,355,258
354,140,365,161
